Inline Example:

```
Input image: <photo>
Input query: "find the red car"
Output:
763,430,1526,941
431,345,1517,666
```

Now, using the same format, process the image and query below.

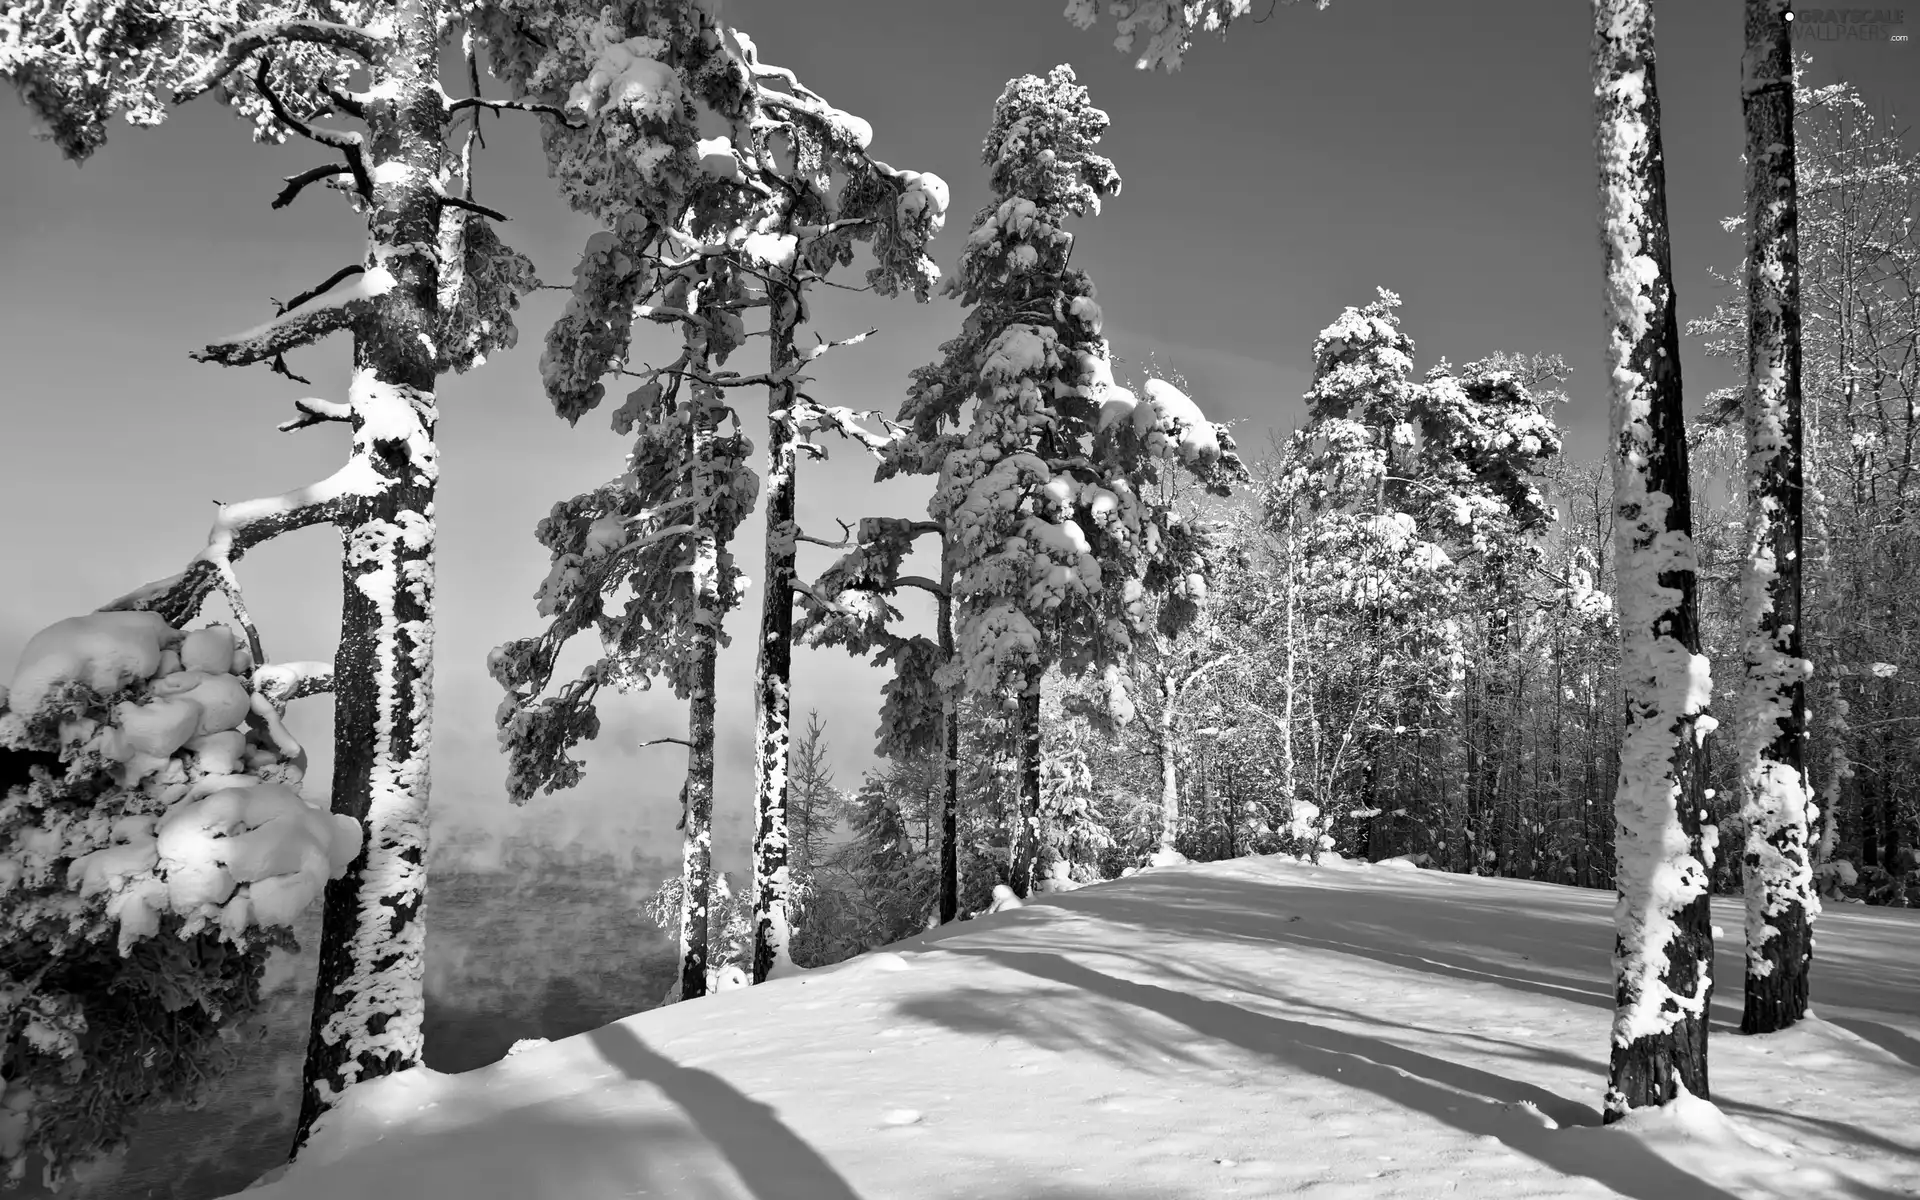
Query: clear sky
1,1,1913,873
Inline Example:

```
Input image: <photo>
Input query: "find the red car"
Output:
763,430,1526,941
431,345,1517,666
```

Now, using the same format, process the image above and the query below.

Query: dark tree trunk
1738,0,1815,1036
1592,0,1715,1122
1010,674,1044,898
939,542,960,923
293,0,445,1153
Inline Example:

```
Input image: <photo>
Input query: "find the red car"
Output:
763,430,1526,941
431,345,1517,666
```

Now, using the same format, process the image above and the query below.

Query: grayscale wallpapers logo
1790,7,1910,41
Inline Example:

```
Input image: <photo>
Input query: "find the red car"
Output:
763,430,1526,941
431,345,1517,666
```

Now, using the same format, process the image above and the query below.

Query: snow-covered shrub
0,613,358,1186
641,870,753,997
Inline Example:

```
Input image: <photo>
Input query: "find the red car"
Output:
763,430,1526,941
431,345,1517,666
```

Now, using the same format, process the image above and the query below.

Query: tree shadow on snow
903,948,1748,1200
935,875,1621,1015
1824,1016,1920,1072
585,1022,865,1200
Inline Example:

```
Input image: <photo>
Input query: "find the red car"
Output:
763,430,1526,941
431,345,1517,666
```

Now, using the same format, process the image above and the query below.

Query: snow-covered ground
233,855,1919,1200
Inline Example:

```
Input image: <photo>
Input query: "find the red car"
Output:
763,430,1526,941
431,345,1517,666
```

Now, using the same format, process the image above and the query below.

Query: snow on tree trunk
939,542,961,924
680,382,725,1003
1156,675,1181,862
751,265,801,984
294,0,445,1152
1593,0,1716,1123
1737,0,1817,1035
1011,674,1044,898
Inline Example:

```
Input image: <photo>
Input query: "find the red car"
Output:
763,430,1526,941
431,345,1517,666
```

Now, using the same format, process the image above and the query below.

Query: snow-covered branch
274,264,365,315
250,55,373,199
272,163,353,210
253,660,336,704
196,266,393,367
278,396,354,433
445,95,584,128
174,21,387,103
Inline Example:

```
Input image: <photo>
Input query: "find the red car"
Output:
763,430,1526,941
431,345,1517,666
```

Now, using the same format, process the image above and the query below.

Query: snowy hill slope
233,856,1920,1200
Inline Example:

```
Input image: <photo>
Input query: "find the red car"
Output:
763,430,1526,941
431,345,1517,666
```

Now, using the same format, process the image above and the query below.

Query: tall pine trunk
679,376,724,1002
294,0,444,1152
1737,0,1817,1035
1010,672,1044,897
751,265,801,983
939,539,960,924
1592,0,1716,1122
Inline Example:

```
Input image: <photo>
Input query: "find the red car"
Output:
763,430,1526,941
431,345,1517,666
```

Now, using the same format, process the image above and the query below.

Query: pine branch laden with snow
1592,0,1715,1122
1735,0,1817,1036
0,613,356,1186
1062,0,1334,73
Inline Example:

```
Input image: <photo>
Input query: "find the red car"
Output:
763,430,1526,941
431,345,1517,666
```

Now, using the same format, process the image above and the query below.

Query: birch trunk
1592,0,1716,1122
294,0,444,1151
750,266,801,983
1737,0,1818,1035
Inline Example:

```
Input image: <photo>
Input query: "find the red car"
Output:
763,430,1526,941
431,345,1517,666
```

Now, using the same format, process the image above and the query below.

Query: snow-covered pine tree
724,34,948,983
492,12,947,989
1735,0,1816,1034
899,65,1242,897
1266,293,1462,861
1592,0,1716,1120
1,0,561,1149
492,253,759,1004
484,0,779,1006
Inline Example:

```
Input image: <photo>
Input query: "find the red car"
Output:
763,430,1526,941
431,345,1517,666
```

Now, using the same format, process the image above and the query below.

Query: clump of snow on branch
1063,0,1333,73
1,611,356,1185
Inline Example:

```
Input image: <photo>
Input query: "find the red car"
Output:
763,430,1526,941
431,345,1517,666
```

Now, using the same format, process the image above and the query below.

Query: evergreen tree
493,13,945,994
788,709,844,876
900,65,1243,897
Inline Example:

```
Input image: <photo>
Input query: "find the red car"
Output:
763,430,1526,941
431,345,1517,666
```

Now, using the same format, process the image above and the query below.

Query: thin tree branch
173,20,387,103
253,55,373,200
274,264,366,315
439,194,510,222
445,95,586,128
639,736,694,749
272,163,351,210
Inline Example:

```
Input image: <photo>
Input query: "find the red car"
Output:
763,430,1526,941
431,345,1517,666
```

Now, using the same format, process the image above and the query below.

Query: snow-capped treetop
888,65,1244,708
1063,0,1333,73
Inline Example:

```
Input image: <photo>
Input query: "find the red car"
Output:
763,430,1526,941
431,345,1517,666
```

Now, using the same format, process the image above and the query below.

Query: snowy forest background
0,0,1917,1196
